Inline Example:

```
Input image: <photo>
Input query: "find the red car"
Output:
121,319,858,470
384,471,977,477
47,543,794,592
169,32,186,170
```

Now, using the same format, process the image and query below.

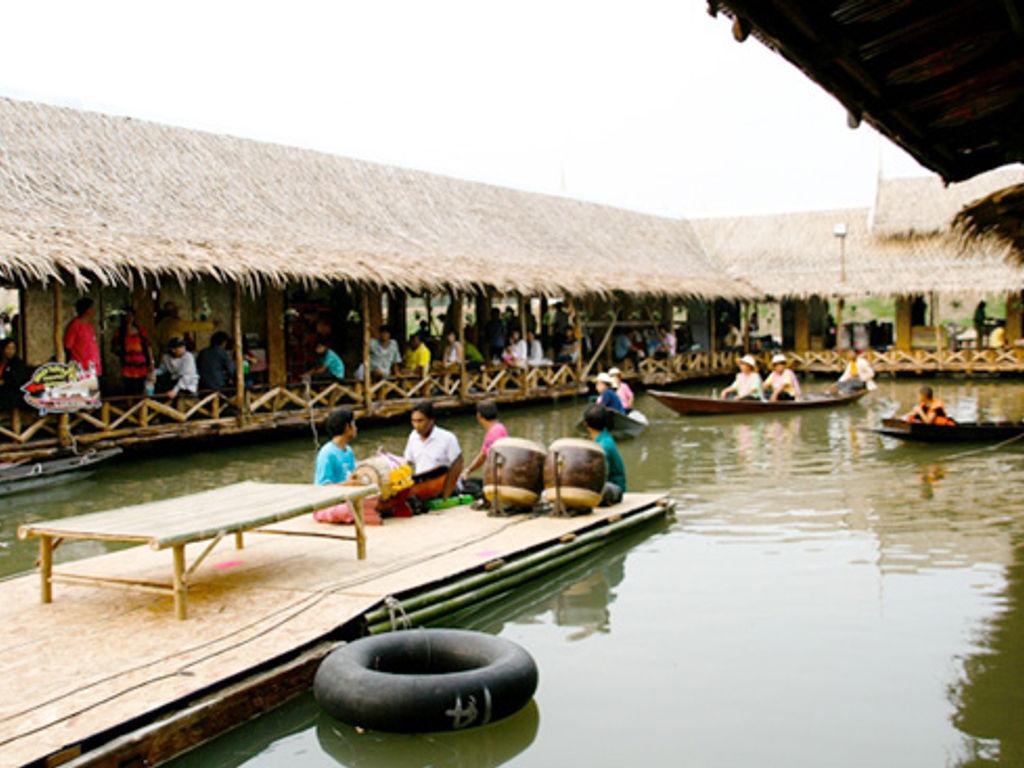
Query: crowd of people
313,397,628,514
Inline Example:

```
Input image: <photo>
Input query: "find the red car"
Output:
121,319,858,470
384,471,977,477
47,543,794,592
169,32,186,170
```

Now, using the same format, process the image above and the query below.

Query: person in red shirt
461,399,508,483
63,297,102,376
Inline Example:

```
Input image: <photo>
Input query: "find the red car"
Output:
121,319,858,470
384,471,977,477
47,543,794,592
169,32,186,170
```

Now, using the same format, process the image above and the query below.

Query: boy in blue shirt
582,403,626,505
315,407,358,485
308,338,346,382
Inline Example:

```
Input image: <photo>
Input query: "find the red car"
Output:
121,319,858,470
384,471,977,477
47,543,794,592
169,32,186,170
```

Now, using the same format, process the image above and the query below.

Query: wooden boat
648,389,867,416
608,409,649,438
873,417,1024,443
0,448,122,496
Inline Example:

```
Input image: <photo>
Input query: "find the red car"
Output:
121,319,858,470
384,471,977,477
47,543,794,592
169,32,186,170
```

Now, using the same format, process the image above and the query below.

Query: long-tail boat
648,389,867,416
872,417,1024,443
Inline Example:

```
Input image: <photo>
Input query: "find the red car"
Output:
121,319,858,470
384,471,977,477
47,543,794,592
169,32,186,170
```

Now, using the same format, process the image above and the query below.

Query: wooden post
172,544,187,620
362,289,373,413
235,531,244,549
1007,290,1023,346
741,301,751,353
793,299,810,352
895,296,913,352
931,291,942,356
232,283,246,420
424,292,432,337
266,285,287,386
453,293,467,401
40,536,53,603
571,296,584,383
53,282,71,447
708,302,717,356
834,297,845,350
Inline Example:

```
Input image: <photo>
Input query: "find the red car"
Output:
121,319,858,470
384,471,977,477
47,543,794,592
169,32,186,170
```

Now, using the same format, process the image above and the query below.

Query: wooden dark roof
711,0,1024,182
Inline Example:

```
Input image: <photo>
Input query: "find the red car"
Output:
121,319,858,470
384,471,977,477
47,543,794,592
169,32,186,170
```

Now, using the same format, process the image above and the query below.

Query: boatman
404,400,463,499
595,372,626,413
582,403,627,506
833,348,876,394
903,385,956,426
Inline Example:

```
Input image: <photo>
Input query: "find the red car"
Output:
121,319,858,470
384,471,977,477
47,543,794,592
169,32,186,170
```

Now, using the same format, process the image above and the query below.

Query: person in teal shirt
582,403,626,505
315,408,358,484
308,338,345,382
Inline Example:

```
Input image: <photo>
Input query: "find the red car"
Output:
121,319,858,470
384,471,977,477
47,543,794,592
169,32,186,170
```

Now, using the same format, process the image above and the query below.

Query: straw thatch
871,168,1024,239
953,183,1024,267
0,96,746,298
692,208,1024,299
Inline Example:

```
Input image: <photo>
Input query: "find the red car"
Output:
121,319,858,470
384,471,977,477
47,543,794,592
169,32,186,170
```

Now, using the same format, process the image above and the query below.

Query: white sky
0,0,928,219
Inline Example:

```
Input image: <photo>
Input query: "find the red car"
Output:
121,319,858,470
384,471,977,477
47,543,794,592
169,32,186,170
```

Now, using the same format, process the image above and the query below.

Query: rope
384,595,411,631
941,429,1024,462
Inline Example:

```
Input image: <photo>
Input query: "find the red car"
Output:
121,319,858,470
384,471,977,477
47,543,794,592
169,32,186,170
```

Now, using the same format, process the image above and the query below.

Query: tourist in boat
112,309,153,395
0,338,28,411
364,325,402,379
607,367,634,410
314,407,358,484
404,400,463,499
834,348,876,394
903,385,956,426
595,372,626,413
404,332,431,377
63,297,102,377
720,355,764,401
307,338,345,382
460,399,509,491
764,353,801,402
151,338,199,398
582,403,627,506
197,331,236,392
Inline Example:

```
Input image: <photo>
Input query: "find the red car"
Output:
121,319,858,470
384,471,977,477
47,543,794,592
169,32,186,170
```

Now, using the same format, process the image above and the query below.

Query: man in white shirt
403,400,463,498
151,337,199,398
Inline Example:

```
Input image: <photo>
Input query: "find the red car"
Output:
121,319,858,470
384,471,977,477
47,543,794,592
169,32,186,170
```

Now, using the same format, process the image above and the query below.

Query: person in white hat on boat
764,353,802,401
607,367,634,411
720,354,764,401
595,371,626,413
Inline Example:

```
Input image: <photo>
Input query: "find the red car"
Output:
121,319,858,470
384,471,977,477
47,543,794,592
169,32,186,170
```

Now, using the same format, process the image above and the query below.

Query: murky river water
3,378,1023,766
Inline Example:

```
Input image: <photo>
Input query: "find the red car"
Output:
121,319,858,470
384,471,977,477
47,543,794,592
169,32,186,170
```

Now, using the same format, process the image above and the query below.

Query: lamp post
833,222,847,349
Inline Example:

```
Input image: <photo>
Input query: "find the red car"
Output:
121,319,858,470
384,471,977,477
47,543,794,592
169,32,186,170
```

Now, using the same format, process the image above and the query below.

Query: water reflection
950,543,1024,767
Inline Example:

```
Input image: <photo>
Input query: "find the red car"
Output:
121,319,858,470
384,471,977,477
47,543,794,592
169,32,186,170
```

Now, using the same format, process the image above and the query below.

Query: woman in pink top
608,367,634,410
461,399,508,480
63,297,102,375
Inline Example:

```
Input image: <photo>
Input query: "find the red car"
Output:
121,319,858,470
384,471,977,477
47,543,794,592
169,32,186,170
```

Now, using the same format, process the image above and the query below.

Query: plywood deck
0,493,664,768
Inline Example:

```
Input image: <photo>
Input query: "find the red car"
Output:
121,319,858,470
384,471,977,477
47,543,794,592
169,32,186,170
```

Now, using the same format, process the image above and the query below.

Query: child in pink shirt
461,400,508,480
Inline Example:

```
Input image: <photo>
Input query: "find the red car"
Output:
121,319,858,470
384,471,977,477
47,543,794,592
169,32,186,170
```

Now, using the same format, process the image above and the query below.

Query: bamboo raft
0,491,670,768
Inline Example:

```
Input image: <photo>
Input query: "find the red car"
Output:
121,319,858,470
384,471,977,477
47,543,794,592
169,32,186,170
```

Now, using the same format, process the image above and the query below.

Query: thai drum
353,455,413,501
542,437,606,511
483,437,546,509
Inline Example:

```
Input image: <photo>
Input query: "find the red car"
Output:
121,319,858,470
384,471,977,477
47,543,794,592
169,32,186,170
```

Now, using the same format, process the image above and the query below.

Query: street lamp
833,222,847,348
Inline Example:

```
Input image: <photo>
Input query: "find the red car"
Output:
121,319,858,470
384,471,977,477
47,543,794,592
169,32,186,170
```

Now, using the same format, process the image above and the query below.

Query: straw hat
738,354,757,368
771,353,787,365
596,372,615,385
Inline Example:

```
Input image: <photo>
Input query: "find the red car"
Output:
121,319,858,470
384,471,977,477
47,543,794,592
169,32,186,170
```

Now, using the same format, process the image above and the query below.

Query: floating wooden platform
0,493,669,768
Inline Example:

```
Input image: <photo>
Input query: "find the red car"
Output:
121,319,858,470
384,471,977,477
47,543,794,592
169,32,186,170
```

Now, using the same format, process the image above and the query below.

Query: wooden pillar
232,283,245,419
367,287,384,332
518,294,528,343
708,302,717,356
571,296,584,381
53,282,65,363
424,292,432,337
453,293,468,401
131,281,157,342
172,544,187,620
265,285,286,386
39,536,53,603
931,291,942,353
793,299,810,352
1007,290,1023,345
895,296,913,352
362,289,373,413
741,301,751,353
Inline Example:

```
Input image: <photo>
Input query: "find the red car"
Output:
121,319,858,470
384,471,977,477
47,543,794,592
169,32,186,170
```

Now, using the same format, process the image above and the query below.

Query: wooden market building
0,96,748,460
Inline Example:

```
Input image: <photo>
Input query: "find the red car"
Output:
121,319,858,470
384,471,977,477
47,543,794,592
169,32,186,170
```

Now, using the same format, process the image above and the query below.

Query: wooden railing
3,350,1023,458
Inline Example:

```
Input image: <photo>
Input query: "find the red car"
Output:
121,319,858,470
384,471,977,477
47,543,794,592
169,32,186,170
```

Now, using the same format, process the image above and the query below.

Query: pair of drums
483,437,606,512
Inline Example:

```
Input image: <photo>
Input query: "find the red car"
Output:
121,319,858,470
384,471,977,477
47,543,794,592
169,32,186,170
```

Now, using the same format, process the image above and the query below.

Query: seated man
307,338,345,382
151,337,199,398
834,348,876,394
582,403,627,506
404,400,463,500
903,385,956,426
595,372,626,413
764,353,801,401
196,330,236,392
314,407,358,484
460,399,509,495
362,325,401,380
404,332,431,377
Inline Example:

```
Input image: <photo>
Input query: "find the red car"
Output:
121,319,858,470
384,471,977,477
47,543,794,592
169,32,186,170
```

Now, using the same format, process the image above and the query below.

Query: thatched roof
954,183,1024,267
871,168,1024,239
693,207,1024,299
0,96,746,298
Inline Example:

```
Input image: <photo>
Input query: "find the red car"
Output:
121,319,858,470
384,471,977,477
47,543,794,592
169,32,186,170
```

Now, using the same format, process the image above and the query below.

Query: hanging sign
21,362,101,415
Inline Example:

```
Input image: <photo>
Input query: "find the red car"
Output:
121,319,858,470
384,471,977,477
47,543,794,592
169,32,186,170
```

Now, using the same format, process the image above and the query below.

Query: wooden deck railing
2,350,1022,458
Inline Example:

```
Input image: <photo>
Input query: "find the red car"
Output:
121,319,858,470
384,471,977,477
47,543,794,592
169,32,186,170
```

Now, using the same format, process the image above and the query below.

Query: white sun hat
738,354,758,368
596,372,615,385
771,353,787,365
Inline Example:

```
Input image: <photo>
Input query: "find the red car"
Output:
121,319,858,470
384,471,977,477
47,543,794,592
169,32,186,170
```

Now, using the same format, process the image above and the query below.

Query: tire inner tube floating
314,628,539,733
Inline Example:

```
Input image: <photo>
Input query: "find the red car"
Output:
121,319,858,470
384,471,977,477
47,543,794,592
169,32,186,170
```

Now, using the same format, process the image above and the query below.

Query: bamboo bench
17,480,378,619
